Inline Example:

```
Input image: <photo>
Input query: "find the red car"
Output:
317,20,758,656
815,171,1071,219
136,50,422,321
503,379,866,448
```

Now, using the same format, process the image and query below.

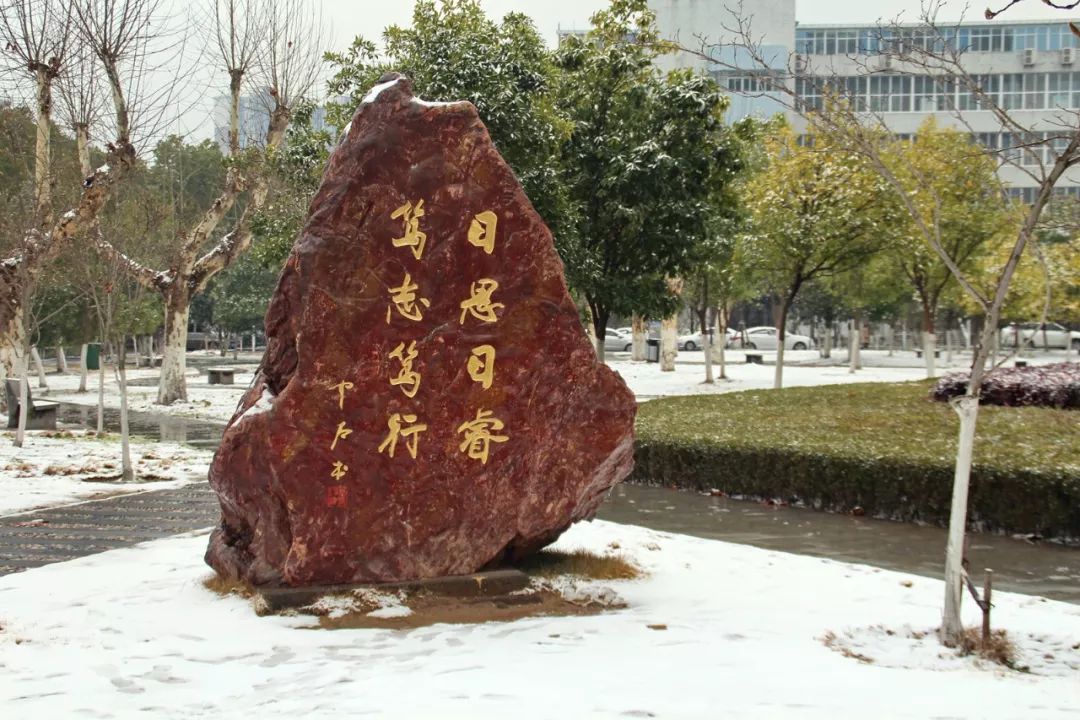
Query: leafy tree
741,125,897,388
250,103,332,268
325,0,570,237
555,0,741,358
882,120,1012,375
209,253,279,340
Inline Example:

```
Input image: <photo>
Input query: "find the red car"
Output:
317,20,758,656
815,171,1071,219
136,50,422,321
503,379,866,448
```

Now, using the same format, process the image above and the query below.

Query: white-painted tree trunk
30,346,47,388
96,353,105,434
15,353,29,448
704,317,714,385
631,313,646,362
117,345,134,482
941,395,980,642
660,316,678,372
158,304,190,405
250,332,256,352
78,344,89,392
56,345,67,373
848,320,858,374
774,341,786,389
946,329,954,365
923,331,937,378
886,325,894,357
822,324,832,359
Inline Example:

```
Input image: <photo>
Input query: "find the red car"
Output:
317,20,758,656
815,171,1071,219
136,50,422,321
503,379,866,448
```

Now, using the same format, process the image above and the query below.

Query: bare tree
212,0,262,154
97,0,328,405
0,0,147,446
682,1,1080,643
0,0,71,228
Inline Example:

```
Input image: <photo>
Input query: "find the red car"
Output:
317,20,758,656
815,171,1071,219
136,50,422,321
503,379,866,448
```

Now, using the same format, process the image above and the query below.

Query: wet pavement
1,402,1076,604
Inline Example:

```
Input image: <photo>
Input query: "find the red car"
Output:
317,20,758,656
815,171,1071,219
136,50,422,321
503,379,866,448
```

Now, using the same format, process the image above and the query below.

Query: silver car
736,326,814,351
603,329,633,353
999,322,1080,350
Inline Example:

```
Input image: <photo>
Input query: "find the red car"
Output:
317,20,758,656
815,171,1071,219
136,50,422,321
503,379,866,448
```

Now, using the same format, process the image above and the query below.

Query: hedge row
631,382,1080,542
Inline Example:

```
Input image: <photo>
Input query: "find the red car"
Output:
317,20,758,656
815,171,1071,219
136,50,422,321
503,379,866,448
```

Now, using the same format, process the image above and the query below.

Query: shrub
931,363,1080,409
632,382,1080,541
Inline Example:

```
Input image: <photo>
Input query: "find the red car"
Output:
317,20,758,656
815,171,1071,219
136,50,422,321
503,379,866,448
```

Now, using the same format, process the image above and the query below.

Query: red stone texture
205,75,636,587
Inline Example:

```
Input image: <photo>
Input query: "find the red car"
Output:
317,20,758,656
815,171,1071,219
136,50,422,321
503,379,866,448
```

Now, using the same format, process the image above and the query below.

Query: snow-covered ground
0,520,1076,719
0,431,212,516
42,364,257,424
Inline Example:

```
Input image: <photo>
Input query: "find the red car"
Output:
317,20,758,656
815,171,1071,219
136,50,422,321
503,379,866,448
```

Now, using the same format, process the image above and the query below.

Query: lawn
633,381,1080,540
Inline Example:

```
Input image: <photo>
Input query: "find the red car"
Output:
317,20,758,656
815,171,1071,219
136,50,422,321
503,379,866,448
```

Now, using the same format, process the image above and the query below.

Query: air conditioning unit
794,54,807,73
1022,48,1036,66
1062,47,1075,65
881,54,895,70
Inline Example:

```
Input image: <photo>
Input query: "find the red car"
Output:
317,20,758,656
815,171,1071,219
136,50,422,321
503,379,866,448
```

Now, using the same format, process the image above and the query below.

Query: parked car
677,328,738,351
999,322,1080,350
735,326,814,351
603,328,633,353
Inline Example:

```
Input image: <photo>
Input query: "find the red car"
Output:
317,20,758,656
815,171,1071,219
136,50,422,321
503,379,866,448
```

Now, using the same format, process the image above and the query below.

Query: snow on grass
0,431,212,516
0,520,1077,718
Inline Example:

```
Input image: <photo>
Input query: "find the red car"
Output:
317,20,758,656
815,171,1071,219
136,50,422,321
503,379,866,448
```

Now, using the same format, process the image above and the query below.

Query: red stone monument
205,75,636,587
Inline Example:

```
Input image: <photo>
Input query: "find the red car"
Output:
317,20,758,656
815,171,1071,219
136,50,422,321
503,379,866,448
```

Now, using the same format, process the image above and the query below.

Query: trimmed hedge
931,362,1080,409
632,382,1080,542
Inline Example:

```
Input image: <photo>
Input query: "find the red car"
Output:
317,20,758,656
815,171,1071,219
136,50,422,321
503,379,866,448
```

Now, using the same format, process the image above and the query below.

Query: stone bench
745,353,763,365
915,350,941,359
207,367,236,385
4,379,59,430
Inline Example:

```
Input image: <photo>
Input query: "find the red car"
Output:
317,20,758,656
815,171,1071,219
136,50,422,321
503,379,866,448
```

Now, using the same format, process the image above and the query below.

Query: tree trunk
56,345,67,373
229,70,243,155
823,323,832,360
78,343,89,392
941,394,980,642
34,68,53,229
15,353,29,448
631,313,646,362
848,319,857,374
660,315,678,372
717,306,728,380
774,300,790,389
75,124,92,177
923,331,937,377
30,346,48,388
97,349,105,434
922,302,937,378
0,313,26,382
158,292,190,405
117,341,134,482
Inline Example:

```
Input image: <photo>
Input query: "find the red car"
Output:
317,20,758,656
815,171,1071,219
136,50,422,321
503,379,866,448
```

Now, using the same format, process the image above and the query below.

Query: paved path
0,483,219,577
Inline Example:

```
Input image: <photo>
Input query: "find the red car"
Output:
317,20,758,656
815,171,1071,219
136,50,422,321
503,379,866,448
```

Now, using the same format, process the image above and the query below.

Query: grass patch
202,573,255,599
633,380,1080,539
957,628,1022,670
514,550,641,580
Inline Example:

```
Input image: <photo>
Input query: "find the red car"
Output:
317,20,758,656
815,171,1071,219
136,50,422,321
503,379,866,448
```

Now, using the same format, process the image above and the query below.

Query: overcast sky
169,0,1076,140
321,1,1077,48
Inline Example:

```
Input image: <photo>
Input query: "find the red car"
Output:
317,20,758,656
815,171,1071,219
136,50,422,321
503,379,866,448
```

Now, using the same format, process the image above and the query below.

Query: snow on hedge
932,362,1080,409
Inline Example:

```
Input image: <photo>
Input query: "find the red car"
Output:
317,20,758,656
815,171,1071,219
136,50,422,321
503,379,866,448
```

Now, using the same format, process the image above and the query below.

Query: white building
647,0,1080,199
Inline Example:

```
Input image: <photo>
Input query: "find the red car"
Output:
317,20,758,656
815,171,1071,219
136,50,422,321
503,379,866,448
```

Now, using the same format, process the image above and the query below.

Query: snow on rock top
361,77,401,105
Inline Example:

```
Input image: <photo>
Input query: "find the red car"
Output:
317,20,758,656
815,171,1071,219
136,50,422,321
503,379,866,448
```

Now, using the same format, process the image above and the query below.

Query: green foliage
209,254,279,332
634,382,1080,539
740,126,898,318
326,0,570,236
882,119,1013,331
250,103,332,268
555,0,740,330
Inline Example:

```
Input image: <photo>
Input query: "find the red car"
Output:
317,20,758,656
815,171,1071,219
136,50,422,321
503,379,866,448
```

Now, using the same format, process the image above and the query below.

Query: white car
678,328,737,351
999,322,1080,350
603,328,633,353
735,326,814,351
